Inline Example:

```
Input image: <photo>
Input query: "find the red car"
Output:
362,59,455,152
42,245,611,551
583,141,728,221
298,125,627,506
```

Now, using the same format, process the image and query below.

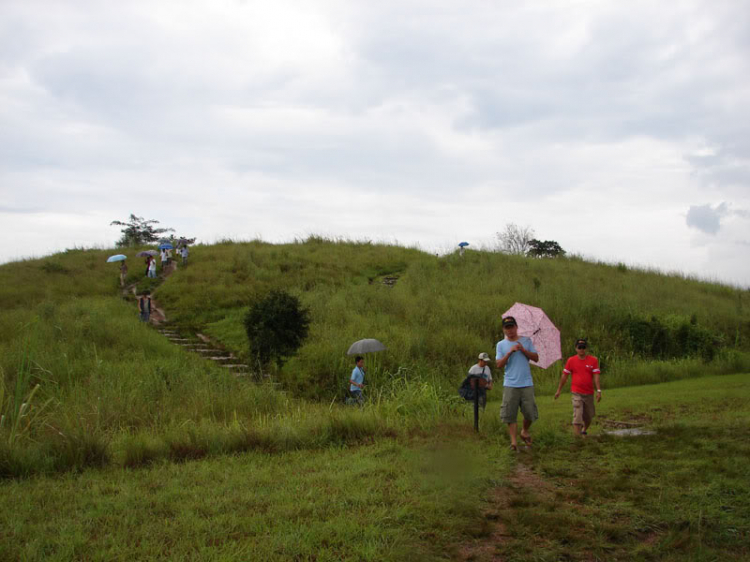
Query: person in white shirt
467,352,493,408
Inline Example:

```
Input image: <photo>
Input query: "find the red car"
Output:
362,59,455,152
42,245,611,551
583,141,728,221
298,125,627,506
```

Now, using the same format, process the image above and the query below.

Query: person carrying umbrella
554,338,602,437
496,316,540,451
119,260,128,287
349,356,366,405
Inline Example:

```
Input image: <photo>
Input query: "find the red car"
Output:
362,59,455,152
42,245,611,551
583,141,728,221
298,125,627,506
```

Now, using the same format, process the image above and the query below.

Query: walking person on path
496,315,540,451
554,338,601,437
138,292,152,322
349,356,366,405
148,257,157,278
181,245,189,266
119,261,128,287
466,352,493,409
144,255,152,277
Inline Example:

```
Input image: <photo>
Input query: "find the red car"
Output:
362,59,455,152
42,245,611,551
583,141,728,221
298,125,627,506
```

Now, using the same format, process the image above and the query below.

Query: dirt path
459,457,554,562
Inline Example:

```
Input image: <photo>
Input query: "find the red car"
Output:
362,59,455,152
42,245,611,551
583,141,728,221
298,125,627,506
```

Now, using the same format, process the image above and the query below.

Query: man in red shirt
554,338,602,436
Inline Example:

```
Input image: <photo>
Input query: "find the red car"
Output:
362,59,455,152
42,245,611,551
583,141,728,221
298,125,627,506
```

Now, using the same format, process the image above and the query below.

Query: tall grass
1,239,748,476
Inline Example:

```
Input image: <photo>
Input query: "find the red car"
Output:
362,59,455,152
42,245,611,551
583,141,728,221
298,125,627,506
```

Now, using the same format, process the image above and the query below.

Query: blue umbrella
158,243,173,250
458,242,470,247
107,254,127,263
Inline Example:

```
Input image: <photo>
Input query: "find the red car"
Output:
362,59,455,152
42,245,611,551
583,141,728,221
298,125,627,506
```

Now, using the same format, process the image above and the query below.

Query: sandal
509,444,518,452
520,434,533,446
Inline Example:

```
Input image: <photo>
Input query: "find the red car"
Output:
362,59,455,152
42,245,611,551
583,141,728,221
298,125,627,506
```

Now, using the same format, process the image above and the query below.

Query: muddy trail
123,260,251,377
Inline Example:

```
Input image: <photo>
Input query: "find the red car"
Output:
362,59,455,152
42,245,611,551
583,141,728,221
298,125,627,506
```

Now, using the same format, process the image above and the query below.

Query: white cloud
1,0,749,286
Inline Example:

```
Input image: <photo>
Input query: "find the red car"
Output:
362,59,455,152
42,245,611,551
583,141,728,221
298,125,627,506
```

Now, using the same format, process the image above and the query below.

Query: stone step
222,364,249,370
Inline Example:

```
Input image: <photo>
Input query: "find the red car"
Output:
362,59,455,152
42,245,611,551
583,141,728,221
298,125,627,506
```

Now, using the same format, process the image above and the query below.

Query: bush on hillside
244,290,310,370
621,314,720,361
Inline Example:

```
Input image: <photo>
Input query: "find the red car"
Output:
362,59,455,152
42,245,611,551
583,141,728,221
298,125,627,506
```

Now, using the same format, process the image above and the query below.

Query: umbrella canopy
106,254,127,263
347,339,387,356
136,250,158,257
501,302,561,369
458,241,470,247
158,243,174,250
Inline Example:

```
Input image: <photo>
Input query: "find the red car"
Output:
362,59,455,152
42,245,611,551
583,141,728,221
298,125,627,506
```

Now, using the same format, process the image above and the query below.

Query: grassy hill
149,238,749,396
1,239,749,472
1,240,750,560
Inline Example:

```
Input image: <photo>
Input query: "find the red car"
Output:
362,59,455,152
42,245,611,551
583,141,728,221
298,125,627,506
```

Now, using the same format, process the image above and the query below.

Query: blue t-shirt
496,336,537,388
350,366,365,392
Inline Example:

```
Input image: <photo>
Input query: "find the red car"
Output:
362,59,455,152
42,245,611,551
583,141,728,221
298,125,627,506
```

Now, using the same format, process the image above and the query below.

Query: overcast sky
1,0,749,286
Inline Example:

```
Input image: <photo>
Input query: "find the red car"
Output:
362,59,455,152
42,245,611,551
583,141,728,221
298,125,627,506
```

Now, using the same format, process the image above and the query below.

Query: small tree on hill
110,214,175,247
528,239,566,258
244,290,311,370
496,223,535,255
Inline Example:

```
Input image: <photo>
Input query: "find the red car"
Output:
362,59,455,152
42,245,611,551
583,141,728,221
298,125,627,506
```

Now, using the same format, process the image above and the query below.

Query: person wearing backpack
459,352,493,408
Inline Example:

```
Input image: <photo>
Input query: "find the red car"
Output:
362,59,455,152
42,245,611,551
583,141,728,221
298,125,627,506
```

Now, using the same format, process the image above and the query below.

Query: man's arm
496,352,511,370
349,378,364,389
554,372,569,399
594,373,602,402
519,342,539,363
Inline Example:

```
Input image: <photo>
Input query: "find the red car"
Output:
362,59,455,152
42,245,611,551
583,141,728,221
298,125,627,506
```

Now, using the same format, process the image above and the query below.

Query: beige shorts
500,386,538,424
571,393,595,426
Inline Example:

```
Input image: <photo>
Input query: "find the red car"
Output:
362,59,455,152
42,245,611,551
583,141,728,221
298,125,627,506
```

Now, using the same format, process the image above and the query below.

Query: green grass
466,374,750,562
1,374,748,561
0,435,506,561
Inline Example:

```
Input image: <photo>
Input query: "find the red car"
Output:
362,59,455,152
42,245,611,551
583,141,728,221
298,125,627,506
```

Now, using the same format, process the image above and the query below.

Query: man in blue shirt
496,316,539,451
349,356,366,404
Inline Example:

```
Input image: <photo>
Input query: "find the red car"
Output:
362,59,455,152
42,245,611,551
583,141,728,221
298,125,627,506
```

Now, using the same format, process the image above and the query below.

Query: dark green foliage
244,290,311,369
110,214,175,248
622,314,719,361
528,239,566,258
40,261,70,274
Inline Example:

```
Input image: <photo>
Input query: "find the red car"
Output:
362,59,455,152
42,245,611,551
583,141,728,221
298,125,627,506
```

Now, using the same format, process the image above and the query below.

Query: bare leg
522,418,532,434
507,422,518,448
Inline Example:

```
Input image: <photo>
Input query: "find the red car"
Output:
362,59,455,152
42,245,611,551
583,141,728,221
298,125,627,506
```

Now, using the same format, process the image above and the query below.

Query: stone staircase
157,326,251,377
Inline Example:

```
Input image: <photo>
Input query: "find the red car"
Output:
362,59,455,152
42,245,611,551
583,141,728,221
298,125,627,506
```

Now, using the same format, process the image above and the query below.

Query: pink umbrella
501,302,561,369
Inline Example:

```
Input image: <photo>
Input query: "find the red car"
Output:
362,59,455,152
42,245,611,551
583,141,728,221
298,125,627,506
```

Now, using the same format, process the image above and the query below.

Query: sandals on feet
520,434,533,446
509,444,518,452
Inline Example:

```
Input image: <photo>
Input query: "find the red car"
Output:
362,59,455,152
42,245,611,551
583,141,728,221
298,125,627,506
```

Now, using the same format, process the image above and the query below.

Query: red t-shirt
563,355,600,395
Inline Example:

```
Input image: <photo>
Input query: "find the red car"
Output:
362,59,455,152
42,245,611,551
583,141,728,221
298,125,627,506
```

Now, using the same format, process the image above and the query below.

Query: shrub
621,314,719,361
243,290,311,369
40,261,70,274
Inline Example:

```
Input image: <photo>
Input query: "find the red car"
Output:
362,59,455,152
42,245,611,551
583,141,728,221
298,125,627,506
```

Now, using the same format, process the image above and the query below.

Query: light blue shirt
496,336,537,388
350,366,365,392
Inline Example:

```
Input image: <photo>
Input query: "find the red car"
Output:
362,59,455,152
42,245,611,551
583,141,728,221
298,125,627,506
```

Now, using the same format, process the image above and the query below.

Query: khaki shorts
500,386,538,424
571,393,595,426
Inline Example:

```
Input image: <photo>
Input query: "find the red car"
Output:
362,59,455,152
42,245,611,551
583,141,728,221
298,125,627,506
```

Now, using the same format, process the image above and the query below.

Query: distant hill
2,238,748,399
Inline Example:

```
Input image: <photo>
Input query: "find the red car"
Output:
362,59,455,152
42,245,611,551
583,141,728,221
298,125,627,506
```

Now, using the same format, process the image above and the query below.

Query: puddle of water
603,428,656,437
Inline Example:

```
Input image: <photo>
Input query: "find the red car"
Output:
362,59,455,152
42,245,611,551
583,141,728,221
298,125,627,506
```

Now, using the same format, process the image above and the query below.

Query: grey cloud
686,203,727,234
686,202,749,235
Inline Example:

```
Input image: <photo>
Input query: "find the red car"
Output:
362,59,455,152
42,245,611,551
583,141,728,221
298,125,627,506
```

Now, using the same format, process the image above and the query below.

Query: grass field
1,374,748,561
